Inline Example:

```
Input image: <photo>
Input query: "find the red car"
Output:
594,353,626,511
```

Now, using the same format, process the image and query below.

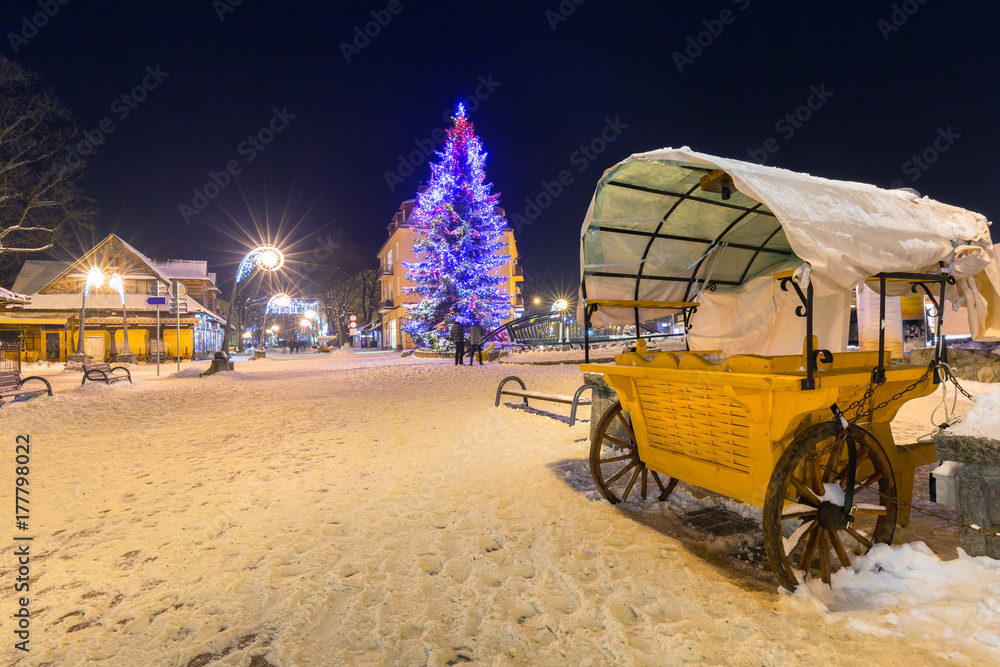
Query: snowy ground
2,351,999,665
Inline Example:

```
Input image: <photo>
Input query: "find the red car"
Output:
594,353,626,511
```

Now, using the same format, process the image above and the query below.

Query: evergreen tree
402,104,510,348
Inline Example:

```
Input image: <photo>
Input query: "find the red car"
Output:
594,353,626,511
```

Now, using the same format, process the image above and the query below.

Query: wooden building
0,234,225,362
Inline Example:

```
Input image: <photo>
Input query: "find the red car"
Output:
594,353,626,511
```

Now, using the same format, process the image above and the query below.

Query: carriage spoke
810,455,824,496
799,523,820,572
622,465,641,502
819,529,832,584
852,506,887,516
822,436,846,483
603,434,636,450
651,470,666,493
615,411,637,441
641,467,648,500
829,530,852,568
599,453,635,464
604,460,638,486
845,526,873,550
791,477,822,506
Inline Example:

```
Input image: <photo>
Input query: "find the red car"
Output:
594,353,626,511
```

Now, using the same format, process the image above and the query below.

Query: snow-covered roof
0,286,30,304
12,260,69,294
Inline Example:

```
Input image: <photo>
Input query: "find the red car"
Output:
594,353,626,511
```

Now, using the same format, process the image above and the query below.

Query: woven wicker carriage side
581,338,937,591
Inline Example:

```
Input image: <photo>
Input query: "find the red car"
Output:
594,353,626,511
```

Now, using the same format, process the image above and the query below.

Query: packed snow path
1,353,998,665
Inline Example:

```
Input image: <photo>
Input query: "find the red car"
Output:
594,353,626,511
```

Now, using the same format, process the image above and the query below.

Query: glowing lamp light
266,293,292,313
553,299,569,311
270,325,280,333
300,318,311,328
108,273,126,305
255,245,284,271
533,298,541,305
305,310,317,319
84,267,104,297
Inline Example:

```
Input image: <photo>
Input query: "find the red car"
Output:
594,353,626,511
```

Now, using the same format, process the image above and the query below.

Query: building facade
376,196,524,350
0,234,225,362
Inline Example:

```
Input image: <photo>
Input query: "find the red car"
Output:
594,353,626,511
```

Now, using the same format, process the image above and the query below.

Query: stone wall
909,345,1000,383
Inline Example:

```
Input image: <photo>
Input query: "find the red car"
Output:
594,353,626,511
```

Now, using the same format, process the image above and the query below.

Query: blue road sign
147,297,167,305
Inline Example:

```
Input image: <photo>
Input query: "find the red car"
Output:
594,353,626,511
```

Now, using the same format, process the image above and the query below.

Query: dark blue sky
7,1,999,296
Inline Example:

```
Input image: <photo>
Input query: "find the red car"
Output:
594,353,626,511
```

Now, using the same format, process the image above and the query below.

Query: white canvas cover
579,147,1000,354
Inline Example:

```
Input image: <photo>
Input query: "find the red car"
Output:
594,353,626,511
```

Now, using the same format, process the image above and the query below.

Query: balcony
378,299,395,312
378,262,394,277
513,264,523,277
513,295,523,307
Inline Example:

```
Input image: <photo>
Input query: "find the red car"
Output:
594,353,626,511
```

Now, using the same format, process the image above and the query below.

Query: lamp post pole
72,267,104,360
221,245,284,356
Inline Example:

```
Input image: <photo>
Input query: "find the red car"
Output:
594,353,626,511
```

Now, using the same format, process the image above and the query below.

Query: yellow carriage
577,149,1000,589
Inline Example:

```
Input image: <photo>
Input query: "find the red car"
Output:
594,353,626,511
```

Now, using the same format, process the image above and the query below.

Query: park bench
0,370,53,407
494,376,593,426
81,363,132,385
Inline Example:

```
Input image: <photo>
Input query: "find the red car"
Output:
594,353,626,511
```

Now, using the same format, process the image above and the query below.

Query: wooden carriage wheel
590,401,678,505
763,422,897,591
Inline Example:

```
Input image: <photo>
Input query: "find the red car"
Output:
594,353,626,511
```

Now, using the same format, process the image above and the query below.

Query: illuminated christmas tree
402,104,511,348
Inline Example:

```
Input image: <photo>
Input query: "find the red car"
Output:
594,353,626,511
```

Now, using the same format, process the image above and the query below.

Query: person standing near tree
451,322,466,366
468,324,484,365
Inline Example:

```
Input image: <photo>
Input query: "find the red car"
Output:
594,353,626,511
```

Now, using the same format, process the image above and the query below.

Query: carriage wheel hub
817,501,850,531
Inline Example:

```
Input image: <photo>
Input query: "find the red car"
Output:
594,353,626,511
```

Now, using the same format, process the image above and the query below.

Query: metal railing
378,262,394,277
378,299,395,311
0,343,22,373
483,313,673,347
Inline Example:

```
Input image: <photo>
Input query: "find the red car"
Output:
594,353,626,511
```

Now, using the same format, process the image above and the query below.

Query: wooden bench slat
501,390,592,405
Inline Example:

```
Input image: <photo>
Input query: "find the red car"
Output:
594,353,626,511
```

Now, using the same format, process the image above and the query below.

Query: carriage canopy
579,147,1000,353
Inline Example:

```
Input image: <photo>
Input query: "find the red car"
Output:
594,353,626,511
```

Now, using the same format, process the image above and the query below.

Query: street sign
147,296,166,305
170,282,187,297
168,297,188,314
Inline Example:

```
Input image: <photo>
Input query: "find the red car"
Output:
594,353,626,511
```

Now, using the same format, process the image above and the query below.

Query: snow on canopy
578,147,1000,351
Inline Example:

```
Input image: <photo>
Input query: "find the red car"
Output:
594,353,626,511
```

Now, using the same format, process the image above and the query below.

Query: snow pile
170,366,207,378
329,346,355,357
21,360,65,371
786,542,1000,657
948,387,1000,438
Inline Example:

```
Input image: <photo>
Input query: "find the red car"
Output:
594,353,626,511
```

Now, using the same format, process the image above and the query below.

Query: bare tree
306,233,379,345
0,56,93,285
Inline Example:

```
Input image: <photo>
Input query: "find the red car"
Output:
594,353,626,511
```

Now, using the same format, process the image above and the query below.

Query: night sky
7,1,999,298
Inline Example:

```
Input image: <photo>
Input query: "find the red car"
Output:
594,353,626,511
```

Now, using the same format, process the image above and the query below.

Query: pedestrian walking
451,322,466,365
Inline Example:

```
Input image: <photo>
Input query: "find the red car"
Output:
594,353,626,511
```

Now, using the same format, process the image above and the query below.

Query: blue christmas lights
402,105,511,348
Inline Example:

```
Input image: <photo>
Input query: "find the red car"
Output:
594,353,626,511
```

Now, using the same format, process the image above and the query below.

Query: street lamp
74,267,104,356
107,272,134,361
552,299,569,343
261,293,291,350
222,244,285,354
